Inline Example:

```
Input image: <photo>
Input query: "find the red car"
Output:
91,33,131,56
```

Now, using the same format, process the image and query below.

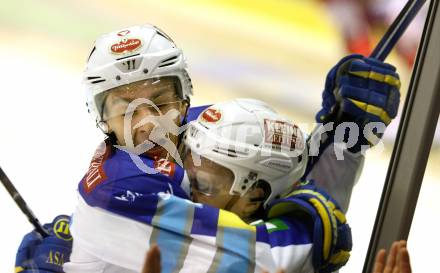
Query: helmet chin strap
97,121,109,134
224,194,240,212
176,100,190,164
225,173,258,212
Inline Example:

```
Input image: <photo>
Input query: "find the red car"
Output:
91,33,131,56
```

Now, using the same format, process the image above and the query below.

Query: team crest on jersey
154,158,176,177
263,119,304,151
200,108,222,123
110,38,143,55
83,142,110,193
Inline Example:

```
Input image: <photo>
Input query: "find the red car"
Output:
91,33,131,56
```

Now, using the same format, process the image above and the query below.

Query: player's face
184,152,264,221
102,77,186,158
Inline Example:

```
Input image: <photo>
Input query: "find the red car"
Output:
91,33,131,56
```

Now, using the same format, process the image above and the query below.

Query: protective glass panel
407,125,440,272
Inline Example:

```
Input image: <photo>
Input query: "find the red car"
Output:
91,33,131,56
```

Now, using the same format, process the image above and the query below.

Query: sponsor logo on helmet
110,38,143,55
117,30,131,36
264,119,304,151
200,108,222,123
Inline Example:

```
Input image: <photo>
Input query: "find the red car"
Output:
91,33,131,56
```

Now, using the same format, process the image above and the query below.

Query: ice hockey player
15,23,401,273
67,97,352,273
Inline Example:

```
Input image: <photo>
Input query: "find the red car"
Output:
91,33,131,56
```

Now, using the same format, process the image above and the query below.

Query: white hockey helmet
84,24,193,126
184,98,308,207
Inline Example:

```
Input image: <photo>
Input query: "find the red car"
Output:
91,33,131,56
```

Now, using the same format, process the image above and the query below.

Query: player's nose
131,107,158,125
136,106,158,117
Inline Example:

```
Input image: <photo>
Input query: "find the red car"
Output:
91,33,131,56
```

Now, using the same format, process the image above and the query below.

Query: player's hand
316,54,401,152
142,244,162,273
373,240,412,273
15,215,72,273
267,180,352,273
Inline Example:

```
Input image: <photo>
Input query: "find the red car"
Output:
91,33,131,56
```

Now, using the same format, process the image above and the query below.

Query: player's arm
315,54,401,153
304,54,401,211
265,180,352,273
15,215,72,273
72,179,332,273
67,171,192,272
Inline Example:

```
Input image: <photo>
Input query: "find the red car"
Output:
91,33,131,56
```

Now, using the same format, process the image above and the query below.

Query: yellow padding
349,98,392,125
329,250,351,265
324,200,346,223
268,202,297,218
349,70,401,89
218,209,256,231
286,189,340,258
309,198,332,260
15,266,24,273
334,209,347,224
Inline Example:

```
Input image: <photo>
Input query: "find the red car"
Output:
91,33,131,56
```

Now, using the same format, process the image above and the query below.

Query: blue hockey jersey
65,106,362,273
66,139,316,273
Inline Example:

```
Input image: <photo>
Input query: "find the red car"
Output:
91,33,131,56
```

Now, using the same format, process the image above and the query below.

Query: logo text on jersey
154,158,176,177
83,142,110,193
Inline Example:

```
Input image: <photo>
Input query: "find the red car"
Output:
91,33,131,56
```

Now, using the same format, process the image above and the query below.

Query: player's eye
191,172,222,196
194,179,211,194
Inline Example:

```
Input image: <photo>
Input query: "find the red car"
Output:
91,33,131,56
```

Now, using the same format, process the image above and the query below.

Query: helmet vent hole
212,147,246,158
116,53,140,61
116,75,121,81
298,155,302,163
91,79,106,84
143,68,149,74
87,46,96,62
87,76,106,84
155,29,174,42
158,55,179,68
212,145,249,158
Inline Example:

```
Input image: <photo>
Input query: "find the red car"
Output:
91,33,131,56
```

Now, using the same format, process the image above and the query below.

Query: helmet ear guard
248,179,271,203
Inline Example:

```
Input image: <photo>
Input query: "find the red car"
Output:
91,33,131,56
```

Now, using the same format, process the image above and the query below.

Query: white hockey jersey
64,136,362,273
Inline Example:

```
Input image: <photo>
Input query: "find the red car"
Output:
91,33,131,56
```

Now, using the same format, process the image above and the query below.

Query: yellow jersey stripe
218,209,256,231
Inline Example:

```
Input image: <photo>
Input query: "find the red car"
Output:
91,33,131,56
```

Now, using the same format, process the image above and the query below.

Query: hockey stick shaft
0,167,48,237
370,0,426,61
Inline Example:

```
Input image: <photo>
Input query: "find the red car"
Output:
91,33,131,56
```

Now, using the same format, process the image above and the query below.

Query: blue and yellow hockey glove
316,54,401,152
15,215,72,273
267,181,352,273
